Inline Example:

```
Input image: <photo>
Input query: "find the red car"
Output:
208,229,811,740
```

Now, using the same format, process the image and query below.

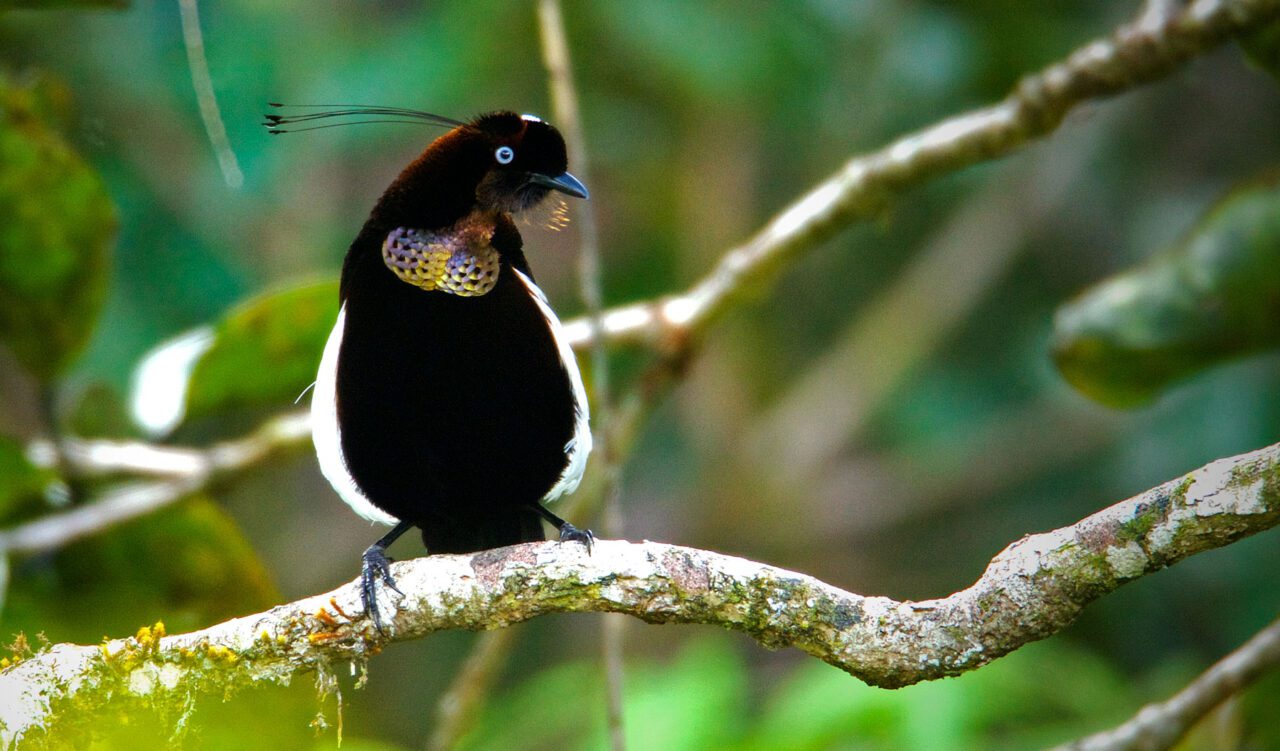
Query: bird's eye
495,146,515,165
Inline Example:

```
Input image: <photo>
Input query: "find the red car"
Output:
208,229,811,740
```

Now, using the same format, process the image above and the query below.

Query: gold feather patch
382,225,500,296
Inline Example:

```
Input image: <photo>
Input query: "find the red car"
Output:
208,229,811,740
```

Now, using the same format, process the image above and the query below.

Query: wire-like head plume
262,103,465,134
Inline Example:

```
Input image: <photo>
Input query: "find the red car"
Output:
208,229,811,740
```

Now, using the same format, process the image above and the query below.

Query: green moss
1117,503,1162,542
1046,542,1114,596
1169,475,1195,505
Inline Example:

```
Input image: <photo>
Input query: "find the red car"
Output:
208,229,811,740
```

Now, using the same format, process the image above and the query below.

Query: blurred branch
1052,614,1280,751
1139,0,1186,32
560,0,1280,352
177,0,244,188
4,441,1278,744
0,477,203,558
812,399,1123,544
426,628,517,751
748,141,1094,482
0,412,309,556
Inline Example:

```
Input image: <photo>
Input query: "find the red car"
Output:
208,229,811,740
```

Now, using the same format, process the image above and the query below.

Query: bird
266,105,594,630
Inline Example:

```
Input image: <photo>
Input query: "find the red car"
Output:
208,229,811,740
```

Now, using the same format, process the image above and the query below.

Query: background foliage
1,1,1279,748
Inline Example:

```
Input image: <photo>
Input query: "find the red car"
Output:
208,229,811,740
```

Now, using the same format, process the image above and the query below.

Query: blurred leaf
43,680,342,751
624,638,746,751
3,494,277,641
1052,173,1280,408
461,632,1142,751
66,380,140,439
0,73,115,382
130,280,337,435
739,646,1128,751
593,2,793,107
306,739,412,751
0,0,128,9
1243,19,1280,83
1241,667,1280,750
0,433,53,523
457,656,604,751
459,637,745,751
185,280,336,422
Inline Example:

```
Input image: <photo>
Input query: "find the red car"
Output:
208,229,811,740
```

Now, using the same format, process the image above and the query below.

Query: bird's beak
529,170,589,200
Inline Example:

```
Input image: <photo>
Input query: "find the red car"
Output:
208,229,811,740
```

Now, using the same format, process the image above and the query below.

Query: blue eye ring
495,146,515,165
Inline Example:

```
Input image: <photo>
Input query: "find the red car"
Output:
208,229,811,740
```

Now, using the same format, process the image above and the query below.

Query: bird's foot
361,544,404,634
557,522,595,554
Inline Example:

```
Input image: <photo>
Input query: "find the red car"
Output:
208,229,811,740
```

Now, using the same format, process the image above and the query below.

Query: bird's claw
558,522,595,554
361,545,403,633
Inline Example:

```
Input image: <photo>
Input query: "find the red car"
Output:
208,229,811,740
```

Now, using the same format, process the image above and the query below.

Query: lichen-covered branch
1052,614,1280,751
559,0,1280,351
3,441,1277,746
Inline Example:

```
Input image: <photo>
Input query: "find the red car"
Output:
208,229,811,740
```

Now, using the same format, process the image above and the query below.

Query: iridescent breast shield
381,224,500,296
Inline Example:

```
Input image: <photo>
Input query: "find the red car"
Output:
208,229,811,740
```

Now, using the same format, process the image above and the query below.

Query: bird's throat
380,211,502,297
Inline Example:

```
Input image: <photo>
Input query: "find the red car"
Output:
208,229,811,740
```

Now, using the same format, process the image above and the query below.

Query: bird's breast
326,243,587,521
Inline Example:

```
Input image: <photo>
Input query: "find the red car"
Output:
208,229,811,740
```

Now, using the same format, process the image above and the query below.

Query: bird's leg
361,519,413,633
533,505,594,553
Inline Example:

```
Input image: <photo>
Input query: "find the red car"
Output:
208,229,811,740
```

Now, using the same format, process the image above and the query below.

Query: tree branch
3,441,1278,745
0,412,310,556
559,0,1280,351
1052,615,1280,751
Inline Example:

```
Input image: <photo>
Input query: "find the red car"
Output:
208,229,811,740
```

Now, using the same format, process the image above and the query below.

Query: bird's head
265,104,588,224
268,104,588,229
465,111,588,213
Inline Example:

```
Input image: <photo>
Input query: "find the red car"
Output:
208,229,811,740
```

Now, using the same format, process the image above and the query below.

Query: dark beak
529,170,589,200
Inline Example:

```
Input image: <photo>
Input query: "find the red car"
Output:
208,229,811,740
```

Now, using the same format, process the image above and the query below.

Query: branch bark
3,441,1278,746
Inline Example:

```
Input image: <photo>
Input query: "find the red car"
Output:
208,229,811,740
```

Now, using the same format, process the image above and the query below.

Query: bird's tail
419,508,545,554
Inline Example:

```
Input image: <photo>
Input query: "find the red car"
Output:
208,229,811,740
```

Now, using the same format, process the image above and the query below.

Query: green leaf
1243,19,1280,83
1052,173,1280,408
0,434,54,524
130,280,338,435
0,73,116,382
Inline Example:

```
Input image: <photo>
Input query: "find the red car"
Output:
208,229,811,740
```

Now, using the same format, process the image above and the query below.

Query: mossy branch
3,442,1278,746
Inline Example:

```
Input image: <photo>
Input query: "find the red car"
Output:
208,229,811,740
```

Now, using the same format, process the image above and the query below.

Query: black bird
269,106,593,629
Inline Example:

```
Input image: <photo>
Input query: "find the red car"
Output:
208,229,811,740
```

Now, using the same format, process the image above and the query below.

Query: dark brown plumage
274,108,593,630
